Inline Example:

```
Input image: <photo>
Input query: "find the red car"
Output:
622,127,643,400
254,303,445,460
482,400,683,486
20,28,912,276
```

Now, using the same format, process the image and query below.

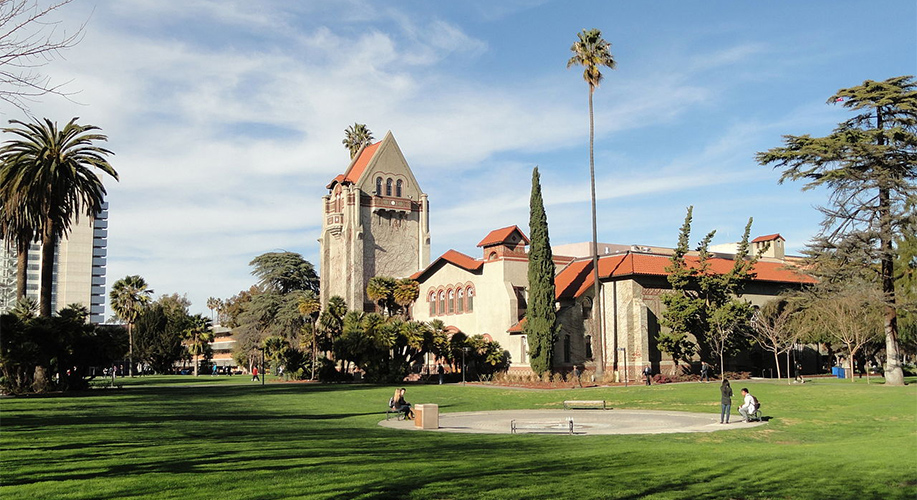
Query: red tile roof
477,225,530,247
752,233,784,243
410,249,484,281
554,252,816,300
508,318,526,333
326,141,382,189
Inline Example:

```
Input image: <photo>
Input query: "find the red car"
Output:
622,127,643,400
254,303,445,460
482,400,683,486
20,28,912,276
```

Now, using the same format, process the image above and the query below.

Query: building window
396,179,403,197
386,178,393,196
585,335,593,359
521,336,528,363
564,335,571,363
466,287,474,311
439,291,446,315
447,289,455,314
582,296,593,320
429,292,436,316
457,289,464,313
376,177,383,195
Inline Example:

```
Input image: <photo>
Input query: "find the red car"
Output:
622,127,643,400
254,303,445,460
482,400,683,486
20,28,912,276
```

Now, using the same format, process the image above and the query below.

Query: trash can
836,368,845,379
414,404,439,429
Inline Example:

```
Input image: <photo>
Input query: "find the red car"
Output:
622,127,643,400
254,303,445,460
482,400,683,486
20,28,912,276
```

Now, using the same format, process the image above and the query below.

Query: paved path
379,409,765,435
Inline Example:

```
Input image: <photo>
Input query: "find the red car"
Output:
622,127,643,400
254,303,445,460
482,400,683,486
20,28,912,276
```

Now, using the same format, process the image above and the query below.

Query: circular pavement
378,409,766,435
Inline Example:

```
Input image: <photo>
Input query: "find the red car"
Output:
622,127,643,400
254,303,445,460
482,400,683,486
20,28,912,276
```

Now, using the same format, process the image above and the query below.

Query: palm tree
343,123,374,159
567,28,616,380
393,278,420,319
110,275,152,376
297,291,321,380
183,314,214,377
0,117,118,317
206,296,222,323
0,196,38,301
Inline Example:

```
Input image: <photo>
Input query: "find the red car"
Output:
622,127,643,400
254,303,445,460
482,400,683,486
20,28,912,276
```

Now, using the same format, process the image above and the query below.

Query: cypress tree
524,166,557,375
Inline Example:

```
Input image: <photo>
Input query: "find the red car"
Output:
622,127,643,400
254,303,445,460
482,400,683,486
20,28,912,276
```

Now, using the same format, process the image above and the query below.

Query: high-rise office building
0,202,109,323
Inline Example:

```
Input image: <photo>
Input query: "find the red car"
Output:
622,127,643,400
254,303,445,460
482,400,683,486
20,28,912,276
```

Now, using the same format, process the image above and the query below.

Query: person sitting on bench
390,388,414,420
738,388,759,422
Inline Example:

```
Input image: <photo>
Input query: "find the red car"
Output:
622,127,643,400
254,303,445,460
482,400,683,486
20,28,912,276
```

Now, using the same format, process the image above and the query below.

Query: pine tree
757,76,917,385
524,167,557,375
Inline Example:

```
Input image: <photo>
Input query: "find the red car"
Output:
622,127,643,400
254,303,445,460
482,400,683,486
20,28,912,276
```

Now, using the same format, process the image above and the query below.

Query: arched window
429,291,436,316
456,289,464,313
386,178,393,196
376,177,383,196
447,289,455,313
466,287,474,312
585,335,593,359
396,179,403,197
439,291,446,315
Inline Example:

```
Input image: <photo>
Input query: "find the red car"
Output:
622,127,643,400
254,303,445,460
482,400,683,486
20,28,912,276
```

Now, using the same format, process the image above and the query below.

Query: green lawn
2,377,915,500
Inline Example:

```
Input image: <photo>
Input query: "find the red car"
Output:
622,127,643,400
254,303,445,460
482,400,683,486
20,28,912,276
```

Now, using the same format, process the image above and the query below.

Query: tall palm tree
342,123,374,159
0,117,118,317
568,28,616,379
110,275,152,376
0,195,38,301
183,314,214,377
297,291,321,380
206,296,222,323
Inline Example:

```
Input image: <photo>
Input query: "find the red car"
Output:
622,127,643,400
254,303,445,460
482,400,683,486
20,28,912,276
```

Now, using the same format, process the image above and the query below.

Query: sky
9,0,916,316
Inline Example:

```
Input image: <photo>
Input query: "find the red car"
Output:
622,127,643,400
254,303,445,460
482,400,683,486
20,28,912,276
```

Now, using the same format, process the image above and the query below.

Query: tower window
376,177,383,196
396,179,403,197
386,178,393,196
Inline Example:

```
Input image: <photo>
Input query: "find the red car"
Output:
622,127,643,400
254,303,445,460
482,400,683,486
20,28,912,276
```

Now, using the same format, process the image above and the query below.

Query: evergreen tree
524,167,557,375
757,76,917,385
661,207,758,376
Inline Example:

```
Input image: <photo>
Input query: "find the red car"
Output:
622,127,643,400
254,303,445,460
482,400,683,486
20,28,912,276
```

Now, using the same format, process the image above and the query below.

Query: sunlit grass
1,376,915,499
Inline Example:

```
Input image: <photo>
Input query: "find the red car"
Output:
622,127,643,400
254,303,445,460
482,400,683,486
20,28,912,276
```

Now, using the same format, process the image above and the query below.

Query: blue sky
15,0,917,315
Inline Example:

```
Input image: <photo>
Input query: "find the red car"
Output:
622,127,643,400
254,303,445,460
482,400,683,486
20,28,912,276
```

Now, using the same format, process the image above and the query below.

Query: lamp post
619,347,627,388
462,347,470,386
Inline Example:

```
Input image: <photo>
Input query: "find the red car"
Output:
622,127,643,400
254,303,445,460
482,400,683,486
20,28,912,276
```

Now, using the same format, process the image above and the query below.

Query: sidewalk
379,409,766,435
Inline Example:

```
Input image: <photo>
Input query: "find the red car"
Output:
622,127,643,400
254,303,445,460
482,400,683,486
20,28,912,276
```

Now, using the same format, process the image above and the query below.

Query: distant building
410,225,816,376
319,131,430,311
0,202,109,323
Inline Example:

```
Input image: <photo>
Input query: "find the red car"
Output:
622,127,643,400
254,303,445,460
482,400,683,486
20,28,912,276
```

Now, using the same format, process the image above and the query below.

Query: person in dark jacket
720,379,733,424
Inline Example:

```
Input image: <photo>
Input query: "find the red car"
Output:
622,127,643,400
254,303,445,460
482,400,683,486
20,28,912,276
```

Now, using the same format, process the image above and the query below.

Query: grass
1,376,915,500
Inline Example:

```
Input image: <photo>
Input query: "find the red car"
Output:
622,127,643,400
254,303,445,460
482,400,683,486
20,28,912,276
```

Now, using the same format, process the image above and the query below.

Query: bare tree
750,299,799,381
1,0,84,112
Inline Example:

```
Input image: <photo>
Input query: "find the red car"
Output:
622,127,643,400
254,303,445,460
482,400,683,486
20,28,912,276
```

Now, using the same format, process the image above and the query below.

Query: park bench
511,418,575,435
563,400,608,410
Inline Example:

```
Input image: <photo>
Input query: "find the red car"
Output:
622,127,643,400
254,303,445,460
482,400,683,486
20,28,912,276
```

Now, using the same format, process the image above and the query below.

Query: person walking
251,366,259,382
643,365,652,386
719,379,733,424
437,364,445,385
700,361,710,383
572,365,583,388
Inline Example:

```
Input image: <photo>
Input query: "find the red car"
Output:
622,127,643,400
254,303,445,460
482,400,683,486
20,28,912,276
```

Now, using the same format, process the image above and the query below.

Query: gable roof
477,225,530,247
554,252,817,300
752,233,784,243
410,249,484,281
326,141,382,189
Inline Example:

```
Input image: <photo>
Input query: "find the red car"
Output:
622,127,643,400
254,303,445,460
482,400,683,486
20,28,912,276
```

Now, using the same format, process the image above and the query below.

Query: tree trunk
39,222,56,317
128,322,134,377
16,244,28,301
588,85,605,381
876,108,905,386
774,351,781,380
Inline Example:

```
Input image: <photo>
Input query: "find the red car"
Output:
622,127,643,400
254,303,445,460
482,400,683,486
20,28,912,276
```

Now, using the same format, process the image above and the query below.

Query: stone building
319,131,430,311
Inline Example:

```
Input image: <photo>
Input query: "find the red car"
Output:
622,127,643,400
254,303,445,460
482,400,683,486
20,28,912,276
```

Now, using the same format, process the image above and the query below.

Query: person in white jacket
738,388,757,422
